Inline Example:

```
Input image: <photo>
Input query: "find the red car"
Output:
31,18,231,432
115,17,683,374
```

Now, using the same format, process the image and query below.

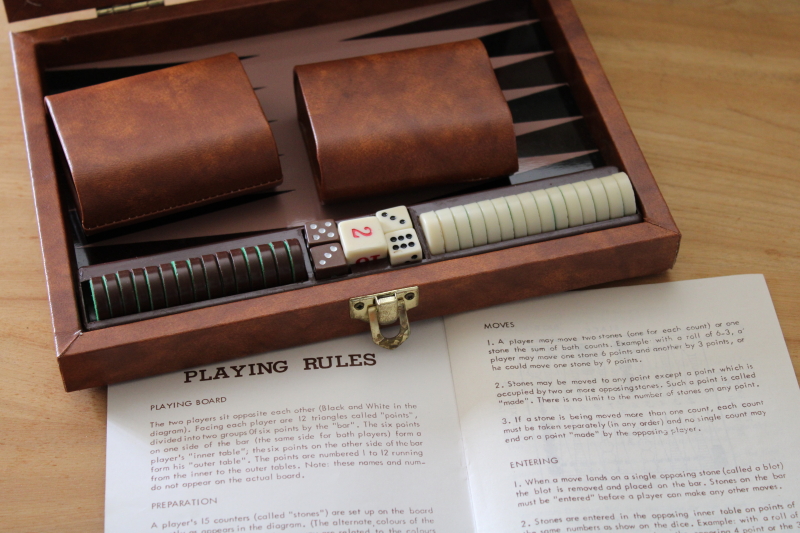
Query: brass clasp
349,287,419,349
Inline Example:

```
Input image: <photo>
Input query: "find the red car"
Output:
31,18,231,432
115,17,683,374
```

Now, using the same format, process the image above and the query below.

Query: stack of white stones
418,172,637,256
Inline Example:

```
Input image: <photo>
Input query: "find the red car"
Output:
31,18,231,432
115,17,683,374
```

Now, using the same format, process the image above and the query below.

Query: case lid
4,0,168,23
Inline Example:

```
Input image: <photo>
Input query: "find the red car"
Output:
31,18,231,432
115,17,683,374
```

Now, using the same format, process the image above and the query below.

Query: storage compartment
10,0,680,391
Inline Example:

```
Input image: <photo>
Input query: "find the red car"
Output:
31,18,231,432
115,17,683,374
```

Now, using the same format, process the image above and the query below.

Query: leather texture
294,39,519,203
45,53,282,235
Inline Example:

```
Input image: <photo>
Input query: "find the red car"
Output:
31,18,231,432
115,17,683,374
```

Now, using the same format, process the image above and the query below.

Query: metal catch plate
349,287,419,349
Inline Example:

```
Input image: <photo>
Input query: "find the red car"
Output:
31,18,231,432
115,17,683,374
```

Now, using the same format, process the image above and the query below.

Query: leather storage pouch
45,53,282,235
294,39,518,203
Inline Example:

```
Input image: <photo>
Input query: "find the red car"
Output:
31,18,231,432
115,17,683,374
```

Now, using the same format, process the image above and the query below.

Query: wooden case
9,0,680,391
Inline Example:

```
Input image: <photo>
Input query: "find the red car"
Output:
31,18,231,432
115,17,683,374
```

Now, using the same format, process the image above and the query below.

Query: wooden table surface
0,1,797,530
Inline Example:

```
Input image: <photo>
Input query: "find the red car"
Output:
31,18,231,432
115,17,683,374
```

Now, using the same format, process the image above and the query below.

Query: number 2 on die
351,227,373,238
337,216,388,265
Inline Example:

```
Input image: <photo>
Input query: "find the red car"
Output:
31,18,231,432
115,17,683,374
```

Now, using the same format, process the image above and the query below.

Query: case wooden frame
9,0,680,391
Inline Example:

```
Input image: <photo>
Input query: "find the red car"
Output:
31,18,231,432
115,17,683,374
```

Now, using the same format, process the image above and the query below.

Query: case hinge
97,0,164,17
349,287,419,350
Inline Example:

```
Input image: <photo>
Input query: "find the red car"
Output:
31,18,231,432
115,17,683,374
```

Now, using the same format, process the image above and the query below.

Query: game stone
586,178,611,221
545,187,569,230
612,172,637,216
600,176,625,219
571,181,597,224
532,189,556,232
338,216,388,265
418,211,446,255
558,183,584,227
376,206,413,233
386,228,423,266
310,243,349,279
434,208,460,252
463,202,489,246
516,192,542,235
305,219,339,246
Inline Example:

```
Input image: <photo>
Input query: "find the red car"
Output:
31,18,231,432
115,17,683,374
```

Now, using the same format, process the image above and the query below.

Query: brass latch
97,0,164,16
349,287,419,349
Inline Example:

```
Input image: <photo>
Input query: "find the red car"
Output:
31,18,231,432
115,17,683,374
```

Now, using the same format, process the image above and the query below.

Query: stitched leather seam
85,179,280,230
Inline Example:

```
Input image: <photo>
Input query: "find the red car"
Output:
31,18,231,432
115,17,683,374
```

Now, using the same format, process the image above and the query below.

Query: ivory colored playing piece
558,183,584,227
418,211,446,255
304,219,339,246
545,187,569,230
477,200,503,244
490,197,515,241
375,205,413,233
572,181,597,224
612,172,638,215
504,194,528,238
338,216,388,265
463,202,489,246
586,178,611,221
516,192,542,235
386,228,423,266
435,208,461,253
600,175,625,219
310,243,349,279
450,205,474,250
532,189,556,232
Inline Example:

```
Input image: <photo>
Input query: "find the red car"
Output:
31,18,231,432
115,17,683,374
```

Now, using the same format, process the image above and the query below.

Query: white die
386,228,423,266
338,216,388,265
375,206,413,233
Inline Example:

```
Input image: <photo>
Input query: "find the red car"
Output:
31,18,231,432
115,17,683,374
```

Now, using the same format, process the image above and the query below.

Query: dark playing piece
173,261,195,305
103,273,125,318
188,258,208,302
116,270,139,315
229,248,251,294
90,277,111,320
144,266,166,310
269,242,293,285
158,263,181,307
242,247,265,291
131,268,151,312
310,243,349,279
255,245,279,289
201,254,224,299
214,252,237,296
287,239,309,282
304,219,339,246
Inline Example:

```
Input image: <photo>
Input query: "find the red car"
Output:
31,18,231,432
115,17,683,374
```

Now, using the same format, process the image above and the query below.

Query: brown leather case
44,53,282,235
294,39,519,203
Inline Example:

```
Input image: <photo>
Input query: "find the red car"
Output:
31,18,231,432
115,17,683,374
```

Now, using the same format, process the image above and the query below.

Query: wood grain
0,0,798,530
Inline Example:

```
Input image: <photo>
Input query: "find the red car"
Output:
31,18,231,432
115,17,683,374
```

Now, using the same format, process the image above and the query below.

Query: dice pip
386,228,422,266
338,216,388,265
304,219,339,246
375,206,412,233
